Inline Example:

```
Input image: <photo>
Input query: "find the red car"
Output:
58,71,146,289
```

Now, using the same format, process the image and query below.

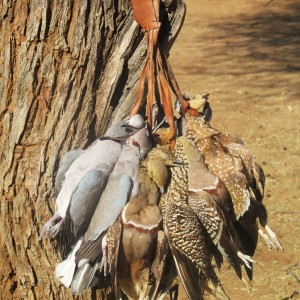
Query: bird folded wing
55,149,85,196
169,243,204,300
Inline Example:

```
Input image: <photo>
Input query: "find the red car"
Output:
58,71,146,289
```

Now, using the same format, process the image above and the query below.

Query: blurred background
170,0,300,299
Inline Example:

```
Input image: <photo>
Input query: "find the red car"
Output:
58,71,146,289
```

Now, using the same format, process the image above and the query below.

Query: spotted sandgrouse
184,113,283,251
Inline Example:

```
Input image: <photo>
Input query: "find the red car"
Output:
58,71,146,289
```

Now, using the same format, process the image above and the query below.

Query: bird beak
169,159,182,167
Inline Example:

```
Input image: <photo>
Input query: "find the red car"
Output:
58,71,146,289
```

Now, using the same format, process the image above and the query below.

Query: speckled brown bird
107,147,176,300
180,136,245,278
184,113,283,251
160,136,229,300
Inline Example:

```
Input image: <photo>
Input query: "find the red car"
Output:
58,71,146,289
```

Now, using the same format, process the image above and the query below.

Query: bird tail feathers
71,259,100,295
55,238,82,287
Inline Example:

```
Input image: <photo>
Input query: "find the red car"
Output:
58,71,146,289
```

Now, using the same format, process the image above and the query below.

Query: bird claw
98,235,108,276
48,218,64,238
237,251,255,269
39,215,64,240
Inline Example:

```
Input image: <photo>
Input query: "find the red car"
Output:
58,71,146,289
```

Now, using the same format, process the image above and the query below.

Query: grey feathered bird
54,149,85,197
39,115,146,241
55,127,152,293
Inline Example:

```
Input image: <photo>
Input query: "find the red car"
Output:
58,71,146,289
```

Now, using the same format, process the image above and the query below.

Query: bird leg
237,251,255,270
48,217,65,238
39,214,64,240
99,234,108,276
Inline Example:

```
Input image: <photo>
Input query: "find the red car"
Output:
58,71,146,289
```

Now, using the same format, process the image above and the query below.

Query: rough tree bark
0,0,185,299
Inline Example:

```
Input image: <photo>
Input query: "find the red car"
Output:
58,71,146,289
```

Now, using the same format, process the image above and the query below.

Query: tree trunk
0,0,185,298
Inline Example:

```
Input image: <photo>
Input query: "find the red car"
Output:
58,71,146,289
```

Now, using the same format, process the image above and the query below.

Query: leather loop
131,0,161,31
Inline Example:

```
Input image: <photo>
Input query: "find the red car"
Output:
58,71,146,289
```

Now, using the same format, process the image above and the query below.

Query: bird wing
55,149,84,196
188,192,242,279
224,141,265,202
149,230,170,300
188,192,224,245
75,173,132,262
58,169,109,258
71,259,100,295
169,242,204,300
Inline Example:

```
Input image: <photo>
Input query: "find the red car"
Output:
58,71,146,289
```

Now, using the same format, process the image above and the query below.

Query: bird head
154,128,174,146
175,94,212,122
145,146,179,193
127,128,152,159
102,114,146,141
147,146,177,167
123,114,145,129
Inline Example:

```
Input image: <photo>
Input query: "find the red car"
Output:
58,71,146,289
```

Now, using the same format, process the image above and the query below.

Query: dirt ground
169,0,300,299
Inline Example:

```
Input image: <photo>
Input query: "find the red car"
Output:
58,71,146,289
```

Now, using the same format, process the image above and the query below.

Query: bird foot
39,215,64,240
258,227,284,251
48,218,65,238
98,235,108,276
237,251,255,269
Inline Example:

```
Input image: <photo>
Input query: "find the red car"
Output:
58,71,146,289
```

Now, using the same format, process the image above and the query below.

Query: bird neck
146,158,168,190
185,115,219,141
167,141,189,204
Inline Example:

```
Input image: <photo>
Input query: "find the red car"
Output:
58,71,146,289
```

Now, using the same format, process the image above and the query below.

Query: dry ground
169,0,300,299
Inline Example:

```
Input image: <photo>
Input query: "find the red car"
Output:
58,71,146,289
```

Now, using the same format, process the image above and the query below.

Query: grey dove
55,127,152,293
39,114,146,240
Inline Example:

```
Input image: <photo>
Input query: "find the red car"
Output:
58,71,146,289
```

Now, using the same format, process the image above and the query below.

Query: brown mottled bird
179,136,245,277
184,112,283,253
107,147,176,300
160,136,229,300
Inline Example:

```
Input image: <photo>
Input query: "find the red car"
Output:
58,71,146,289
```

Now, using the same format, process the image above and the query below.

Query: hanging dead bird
39,114,147,241
178,136,246,277
109,147,176,299
158,99,256,274
184,112,283,251
55,127,152,293
160,136,229,300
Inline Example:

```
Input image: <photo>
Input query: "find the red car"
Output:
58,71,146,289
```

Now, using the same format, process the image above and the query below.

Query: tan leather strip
159,49,200,116
131,58,149,116
131,0,161,31
157,57,176,137
146,31,154,127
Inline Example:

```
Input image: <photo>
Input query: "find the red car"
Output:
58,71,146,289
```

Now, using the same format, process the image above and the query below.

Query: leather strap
131,0,161,31
130,0,198,147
